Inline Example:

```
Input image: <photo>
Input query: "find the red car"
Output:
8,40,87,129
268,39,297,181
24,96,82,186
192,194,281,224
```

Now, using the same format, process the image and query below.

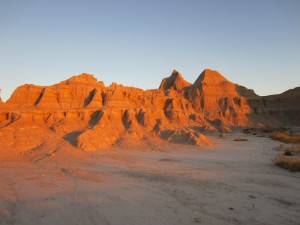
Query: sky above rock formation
0,0,299,101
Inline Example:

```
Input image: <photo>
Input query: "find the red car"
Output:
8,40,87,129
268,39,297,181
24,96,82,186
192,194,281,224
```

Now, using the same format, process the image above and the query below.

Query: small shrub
284,150,293,156
286,145,300,154
219,133,226,138
243,127,287,135
273,155,300,172
271,132,300,144
274,144,285,151
262,126,287,133
234,137,248,141
243,129,251,134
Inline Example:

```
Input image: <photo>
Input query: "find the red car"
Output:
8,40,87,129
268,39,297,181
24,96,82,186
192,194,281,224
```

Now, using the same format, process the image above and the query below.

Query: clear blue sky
0,0,299,101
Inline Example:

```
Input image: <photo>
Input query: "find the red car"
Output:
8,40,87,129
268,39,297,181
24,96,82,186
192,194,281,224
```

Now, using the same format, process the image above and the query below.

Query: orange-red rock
159,70,191,91
0,69,298,152
185,69,258,126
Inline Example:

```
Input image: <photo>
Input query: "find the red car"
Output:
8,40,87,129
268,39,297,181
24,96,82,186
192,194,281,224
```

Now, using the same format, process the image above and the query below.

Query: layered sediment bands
262,87,300,125
0,70,298,152
7,74,105,110
185,69,255,126
7,84,45,106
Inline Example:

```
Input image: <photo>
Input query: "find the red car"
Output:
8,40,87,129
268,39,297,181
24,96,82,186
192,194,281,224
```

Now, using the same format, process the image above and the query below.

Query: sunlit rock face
0,69,298,152
159,70,191,91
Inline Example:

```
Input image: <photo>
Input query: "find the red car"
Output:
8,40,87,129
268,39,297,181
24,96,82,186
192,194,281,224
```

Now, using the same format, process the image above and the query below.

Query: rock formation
159,70,191,91
185,69,255,127
0,70,298,153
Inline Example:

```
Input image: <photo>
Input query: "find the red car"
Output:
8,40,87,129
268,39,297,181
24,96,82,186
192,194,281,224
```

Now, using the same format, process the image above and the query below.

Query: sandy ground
0,133,299,225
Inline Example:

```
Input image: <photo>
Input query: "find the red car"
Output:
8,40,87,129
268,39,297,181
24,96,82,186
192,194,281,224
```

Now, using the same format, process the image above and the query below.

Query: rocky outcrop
7,84,45,106
159,70,191,91
0,69,298,152
184,69,257,126
7,73,105,109
159,128,214,146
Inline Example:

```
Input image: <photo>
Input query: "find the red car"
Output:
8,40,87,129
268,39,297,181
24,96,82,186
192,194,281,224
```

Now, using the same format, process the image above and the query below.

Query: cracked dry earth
0,134,299,225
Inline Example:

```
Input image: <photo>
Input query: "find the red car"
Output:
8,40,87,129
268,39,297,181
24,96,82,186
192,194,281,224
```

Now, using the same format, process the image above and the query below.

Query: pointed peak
170,69,184,79
159,70,191,91
194,69,229,86
172,69,179,74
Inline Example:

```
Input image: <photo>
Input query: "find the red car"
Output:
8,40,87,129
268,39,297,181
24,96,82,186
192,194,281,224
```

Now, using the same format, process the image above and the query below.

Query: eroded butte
0,69,299,154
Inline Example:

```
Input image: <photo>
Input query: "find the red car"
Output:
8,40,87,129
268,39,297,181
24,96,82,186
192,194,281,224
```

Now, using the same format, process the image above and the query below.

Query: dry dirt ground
0,133,299,225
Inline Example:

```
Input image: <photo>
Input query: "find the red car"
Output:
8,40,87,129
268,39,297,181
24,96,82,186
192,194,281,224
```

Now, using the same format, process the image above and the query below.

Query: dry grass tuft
234,137,248,141
243,129,251,134
271,132,300,144
275,144,300,153
219,133,226,138
286,145,300,154
274,144,285,151
243,127,287,134
273,155,300,172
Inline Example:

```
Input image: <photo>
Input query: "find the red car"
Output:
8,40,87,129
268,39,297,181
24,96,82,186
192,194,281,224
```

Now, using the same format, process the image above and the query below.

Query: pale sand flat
0,134,299,225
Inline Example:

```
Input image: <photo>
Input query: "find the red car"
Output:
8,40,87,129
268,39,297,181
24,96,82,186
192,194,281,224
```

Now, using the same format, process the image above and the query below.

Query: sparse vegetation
234,137,248,141
271,132,300,144
263,127,287,133
243,127,287,134
274,144,285,151
273,155,300,172
273,142,300,171
243,129,251,134
286,145,300,154
219,133,226,138
274,144,300,153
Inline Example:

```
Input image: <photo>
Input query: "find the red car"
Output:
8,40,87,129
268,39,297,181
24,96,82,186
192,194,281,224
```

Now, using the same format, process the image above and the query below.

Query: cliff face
7,74,105,109
262,87,300,126
0,70,298,152
185,69,256,127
